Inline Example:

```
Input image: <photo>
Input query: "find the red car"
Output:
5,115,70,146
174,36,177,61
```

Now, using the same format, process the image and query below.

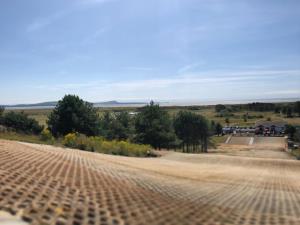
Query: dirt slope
0,140,300,225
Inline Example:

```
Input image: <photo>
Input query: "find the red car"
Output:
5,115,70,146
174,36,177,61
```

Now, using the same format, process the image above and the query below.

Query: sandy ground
0,139,300,225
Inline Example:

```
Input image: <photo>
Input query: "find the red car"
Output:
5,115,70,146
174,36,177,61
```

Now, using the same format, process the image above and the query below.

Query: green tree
47,95,100,136
101,111,134,141
210,120,216,135
225,118,230,125
294,101,300,117
99,111,113,138
1,111,43,134
135,101,174,149
174,111,209,153
282,107,288,115
0,106,4,117
243,114,248,122
285,124,296,140
294,129,300,142
0,107,4,124
215,104,226,113
286,107,293,118
274,106,281,114
215,123,223,136
114,111,134,140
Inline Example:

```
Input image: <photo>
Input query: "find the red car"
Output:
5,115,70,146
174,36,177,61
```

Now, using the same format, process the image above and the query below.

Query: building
255,120,286,136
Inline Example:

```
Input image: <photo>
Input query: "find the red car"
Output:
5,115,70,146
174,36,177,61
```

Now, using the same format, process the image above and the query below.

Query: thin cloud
81,28,107,45
264,90,300,95
124,67,155,71
77,0,116,6
26,10,70,32
26,0,114,32
177,62,206,74
34,69,300,92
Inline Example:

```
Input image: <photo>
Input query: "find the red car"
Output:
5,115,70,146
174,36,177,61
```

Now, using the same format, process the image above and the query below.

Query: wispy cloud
33,69,300,92
264,90,300,95
33,80,106,91
124,67,155,71
177,62,206,74
78,0,115,5
26,10,70,32
26,0,115,32
81,28,107,45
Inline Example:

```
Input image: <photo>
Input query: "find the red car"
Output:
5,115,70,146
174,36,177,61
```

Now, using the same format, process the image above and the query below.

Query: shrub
75,134,89,150
0,106,4,117
62,133,154,157
285,125,296,140
215,104,226,113
0,125,7,133
40,129,55,143
1,111,43,134
63,133,77,148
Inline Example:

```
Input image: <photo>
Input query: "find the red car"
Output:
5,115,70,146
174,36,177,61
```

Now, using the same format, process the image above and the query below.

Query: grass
0,131,58,145
291,148,300,160
208,135,229,149
211,135,228,145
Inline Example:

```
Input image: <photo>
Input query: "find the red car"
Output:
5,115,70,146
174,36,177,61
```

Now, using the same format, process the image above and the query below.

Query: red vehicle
264,128,271,136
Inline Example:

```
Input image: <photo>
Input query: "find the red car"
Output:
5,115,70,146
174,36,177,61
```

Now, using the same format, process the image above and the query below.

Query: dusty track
226,136,286,148
0,140,300,225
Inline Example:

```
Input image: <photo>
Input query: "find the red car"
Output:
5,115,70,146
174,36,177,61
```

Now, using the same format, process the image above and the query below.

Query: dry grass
7,106,300,127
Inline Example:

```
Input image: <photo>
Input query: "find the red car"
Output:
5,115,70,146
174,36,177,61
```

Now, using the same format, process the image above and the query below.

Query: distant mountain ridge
1,101,147,108
1,101,58,108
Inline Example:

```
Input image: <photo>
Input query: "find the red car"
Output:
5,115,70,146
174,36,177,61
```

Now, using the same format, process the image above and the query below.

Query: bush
0,125,7,133
0,107,4,117
98,140,152,156
215,104,226,113
40,129,55,143
1,111,43,134
63,133,77,148
285,125,296,140
75,134,89,150
62,133,154,157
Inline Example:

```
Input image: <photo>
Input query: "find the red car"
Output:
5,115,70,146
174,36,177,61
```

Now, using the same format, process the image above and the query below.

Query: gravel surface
0,140,299,225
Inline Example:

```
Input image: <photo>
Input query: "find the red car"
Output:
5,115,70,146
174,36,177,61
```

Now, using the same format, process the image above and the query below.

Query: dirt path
0,140,300,225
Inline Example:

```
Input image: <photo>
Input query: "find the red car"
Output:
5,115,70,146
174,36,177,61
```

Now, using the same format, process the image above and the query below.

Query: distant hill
1,101,147,109
1,101,58,108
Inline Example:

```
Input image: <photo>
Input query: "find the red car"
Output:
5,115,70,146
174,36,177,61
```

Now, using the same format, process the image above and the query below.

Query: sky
0,0,300,104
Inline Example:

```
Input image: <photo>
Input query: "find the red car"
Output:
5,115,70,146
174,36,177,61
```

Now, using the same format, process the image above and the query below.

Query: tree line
48,96,216,152
215,101,300,117
1,95,222,153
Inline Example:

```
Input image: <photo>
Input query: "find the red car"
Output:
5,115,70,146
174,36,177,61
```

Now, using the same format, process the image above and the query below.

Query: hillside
0,140,299,225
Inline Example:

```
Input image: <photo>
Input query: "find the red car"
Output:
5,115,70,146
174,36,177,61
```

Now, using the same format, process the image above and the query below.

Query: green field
8,104,300,128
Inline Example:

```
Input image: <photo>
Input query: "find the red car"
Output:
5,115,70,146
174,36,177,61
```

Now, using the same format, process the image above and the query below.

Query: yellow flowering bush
40,129,54,143
62,133,154,157
63,133,77,148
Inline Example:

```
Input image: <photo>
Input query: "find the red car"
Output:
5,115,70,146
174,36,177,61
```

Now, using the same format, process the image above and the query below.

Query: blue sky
0,0,300,104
